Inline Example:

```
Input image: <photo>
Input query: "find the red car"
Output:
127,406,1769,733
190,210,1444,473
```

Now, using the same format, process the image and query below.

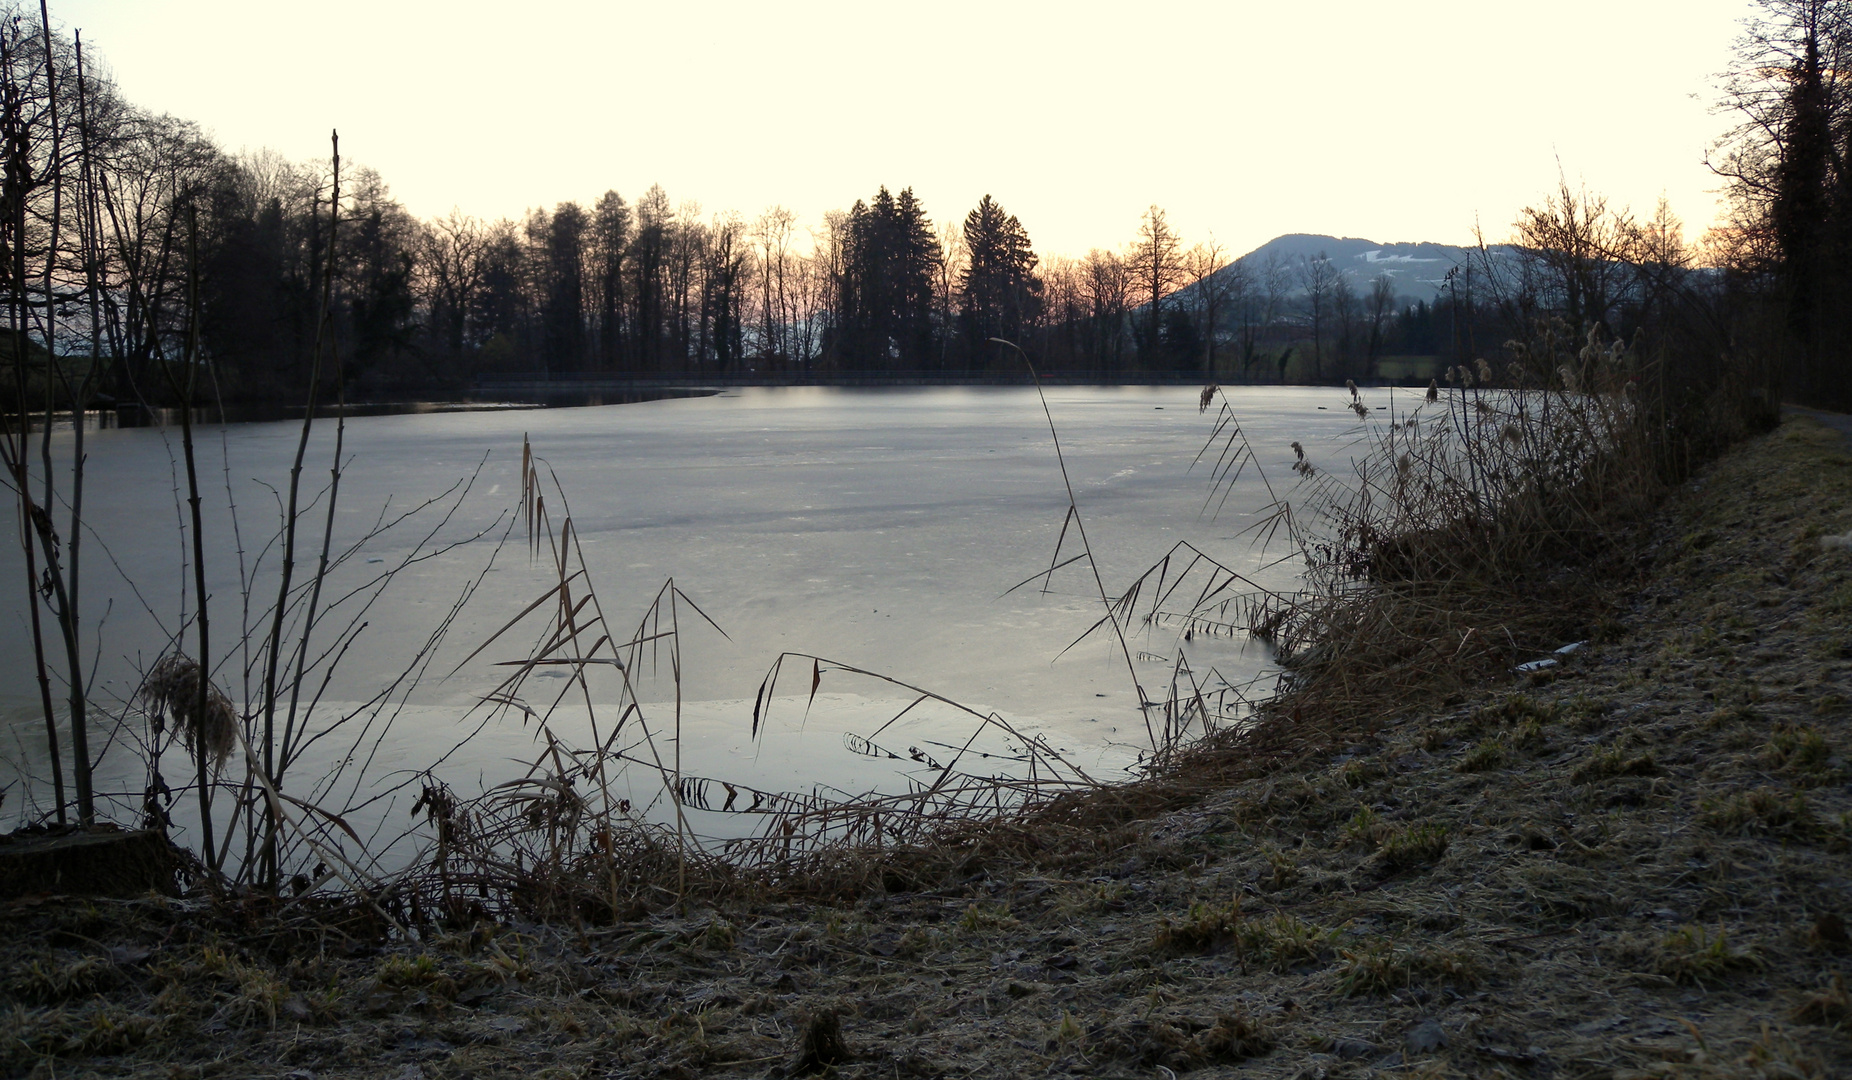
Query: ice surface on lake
0,385,1380,845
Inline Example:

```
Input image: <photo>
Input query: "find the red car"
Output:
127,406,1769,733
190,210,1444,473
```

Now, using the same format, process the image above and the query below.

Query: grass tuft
1471,693,1560,730
957,902,1016,934
1572,745,1662,783
1153,899,1245,955
1376,822,1451,871
1655,926,1765,986
1153,902,1338,972
1088,1009,1275,1068
1342,806,1391,848
1335,940,1484,996
1792,974,1852,1026
1762,724,1833,775
12,955,122,1004
1458,735,1513,772
1697,788,1818,838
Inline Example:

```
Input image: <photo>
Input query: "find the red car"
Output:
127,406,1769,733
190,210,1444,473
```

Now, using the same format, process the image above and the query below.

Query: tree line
2,0,1845,409
1438,0,1852,413
0,7,1506,405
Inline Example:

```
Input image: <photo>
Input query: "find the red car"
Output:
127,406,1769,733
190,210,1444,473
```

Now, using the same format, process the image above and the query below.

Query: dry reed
1172,322,1772,734
140,654,236,769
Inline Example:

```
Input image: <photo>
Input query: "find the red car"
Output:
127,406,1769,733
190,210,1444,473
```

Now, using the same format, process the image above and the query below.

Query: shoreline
5,415,1849,1079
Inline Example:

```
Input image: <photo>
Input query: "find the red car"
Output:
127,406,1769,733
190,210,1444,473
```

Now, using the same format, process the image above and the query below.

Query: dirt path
6,417,1851,1080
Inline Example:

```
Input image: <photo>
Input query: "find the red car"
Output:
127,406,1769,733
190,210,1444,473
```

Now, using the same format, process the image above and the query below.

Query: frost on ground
4,417,1850,1079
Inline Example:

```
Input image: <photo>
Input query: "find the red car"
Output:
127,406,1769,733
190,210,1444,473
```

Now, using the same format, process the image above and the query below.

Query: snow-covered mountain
1208,233,1506,302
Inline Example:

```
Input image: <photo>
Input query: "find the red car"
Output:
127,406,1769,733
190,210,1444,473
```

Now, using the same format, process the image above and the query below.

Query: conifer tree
830,186,939,375
957,194,1041,370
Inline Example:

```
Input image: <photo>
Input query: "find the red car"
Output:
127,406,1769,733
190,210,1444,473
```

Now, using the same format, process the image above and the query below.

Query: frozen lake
0,385,1375,851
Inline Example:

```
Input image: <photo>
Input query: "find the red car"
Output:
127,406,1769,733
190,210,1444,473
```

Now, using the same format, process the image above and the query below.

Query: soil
4,416,1850,1080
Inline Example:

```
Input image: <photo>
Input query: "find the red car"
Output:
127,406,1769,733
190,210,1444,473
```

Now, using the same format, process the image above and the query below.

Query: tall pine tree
957,195,1041,371
829,186,939,375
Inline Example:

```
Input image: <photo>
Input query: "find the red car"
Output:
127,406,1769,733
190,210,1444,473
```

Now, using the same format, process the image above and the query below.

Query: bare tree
668,199,705,372
1257,253,1293,380
1129,205,1181,362
788,231,830,369
1625,195,1690,270
1082,247,1132,377
1333,272,1359,378
1297,251,1341,381
417,208,484,358
630,184,673,373
1037,255,1086,374
934,218,965,372
1365,274,1397,378
813,209,850,372
98,111,223,398
1219,257,1261,380
701,211,750,371
1487,175,1636,340
752,205,797,367
1183,239,1230,379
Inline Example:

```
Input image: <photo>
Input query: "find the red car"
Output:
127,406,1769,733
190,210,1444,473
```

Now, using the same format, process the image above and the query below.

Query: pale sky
51,0,1758,259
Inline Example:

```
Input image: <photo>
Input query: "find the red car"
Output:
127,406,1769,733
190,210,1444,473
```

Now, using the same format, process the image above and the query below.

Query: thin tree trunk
70,33,100,708
35,0,92,822
257,132,338,889
279,324,345,814
179,203,216,872
0,30,64,824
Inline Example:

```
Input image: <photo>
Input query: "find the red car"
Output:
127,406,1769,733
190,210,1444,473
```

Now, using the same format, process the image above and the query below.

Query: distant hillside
1191,233,1515,304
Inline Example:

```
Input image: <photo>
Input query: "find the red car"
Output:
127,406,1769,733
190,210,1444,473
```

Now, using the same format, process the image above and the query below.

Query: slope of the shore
5,416,1850,1080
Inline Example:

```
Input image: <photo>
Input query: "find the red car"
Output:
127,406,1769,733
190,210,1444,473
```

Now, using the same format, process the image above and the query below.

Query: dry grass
1333,939,1486,996
1086,1008,1276,1069
1697,788,1821,838
5,413,1849,1076
1573,744,1664,783
1372,821,1451,872
1654,925,1767,986
1182,325,1775,744
8,378,1843,1078
1152,899,1339,972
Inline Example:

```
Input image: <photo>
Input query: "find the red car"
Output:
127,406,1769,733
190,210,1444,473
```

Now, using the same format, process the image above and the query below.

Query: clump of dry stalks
383,437,1110,923
1185,321,1772,729
140,654,237,769
394,655,1108,921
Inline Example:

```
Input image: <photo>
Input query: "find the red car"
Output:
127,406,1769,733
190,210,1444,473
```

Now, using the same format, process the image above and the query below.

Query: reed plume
142,654,236,769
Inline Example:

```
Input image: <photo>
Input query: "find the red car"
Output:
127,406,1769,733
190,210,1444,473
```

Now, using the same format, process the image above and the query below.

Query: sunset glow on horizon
55,0,1757,258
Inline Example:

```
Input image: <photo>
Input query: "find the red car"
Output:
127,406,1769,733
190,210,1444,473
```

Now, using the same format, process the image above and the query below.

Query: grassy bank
5,415,1848,1078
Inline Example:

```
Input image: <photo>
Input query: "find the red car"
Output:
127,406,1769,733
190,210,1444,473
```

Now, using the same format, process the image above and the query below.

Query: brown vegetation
5,409,1847,1078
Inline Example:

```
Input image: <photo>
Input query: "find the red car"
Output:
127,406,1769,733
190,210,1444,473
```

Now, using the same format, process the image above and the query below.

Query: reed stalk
989,337,1153,737
257,131,338,889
